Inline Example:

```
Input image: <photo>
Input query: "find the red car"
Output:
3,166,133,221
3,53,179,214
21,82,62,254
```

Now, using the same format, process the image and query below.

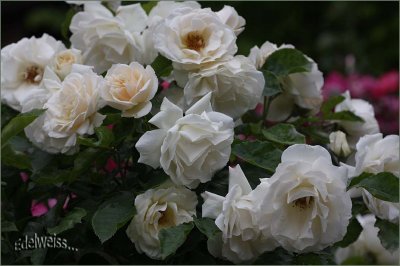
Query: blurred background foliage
1,1,398,76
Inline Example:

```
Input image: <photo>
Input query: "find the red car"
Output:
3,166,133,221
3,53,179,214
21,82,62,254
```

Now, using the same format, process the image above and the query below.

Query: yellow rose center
184,31,206,51
292,196,314,210
158,207,175,229
23,65,43,84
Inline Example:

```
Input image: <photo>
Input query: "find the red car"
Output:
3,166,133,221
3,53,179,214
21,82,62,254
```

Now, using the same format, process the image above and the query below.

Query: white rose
1,34,65,112
255,144,352,253
147,1,201,28
135,92,234,188
101,62,158,118
153,7,237,71
216,5,246,36
335,91,380,147
25,66,105,154
70,2,156,74
353,133,400,223
248,41,324,121
126,185,197,260
329,130,351,157
52,48,82,80
202,165,277,263
335,214,399,265
183,55,264,119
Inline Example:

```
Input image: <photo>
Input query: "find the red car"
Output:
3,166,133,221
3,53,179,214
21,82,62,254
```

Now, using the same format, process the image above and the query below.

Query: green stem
262,96,271,125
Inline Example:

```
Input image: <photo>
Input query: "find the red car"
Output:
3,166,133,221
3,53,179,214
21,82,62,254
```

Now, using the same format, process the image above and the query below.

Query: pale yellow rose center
56,53,76,68
292,196,314,210
23,65,43,84
158,207,175,229
184,31,206,51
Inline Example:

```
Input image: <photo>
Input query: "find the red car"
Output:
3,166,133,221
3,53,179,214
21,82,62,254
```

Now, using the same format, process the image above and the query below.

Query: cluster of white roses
1,1,398,264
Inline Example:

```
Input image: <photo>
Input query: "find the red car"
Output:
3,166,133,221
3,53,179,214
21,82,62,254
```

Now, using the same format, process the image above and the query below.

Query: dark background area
1,1,399,76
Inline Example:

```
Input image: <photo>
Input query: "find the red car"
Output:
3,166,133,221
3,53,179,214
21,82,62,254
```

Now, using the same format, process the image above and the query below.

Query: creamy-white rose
135,92,234,188
183,55,264,119
248,41,324,121
70,2,157,74
353,133,400,223
147,1,201,28
153,7,237,71
329,130,351,157
202,165,277,264
101,62,158,118
52,48,82,80
335,91,380,147
126,185,197,260
335,214,399,265
1,34,65,112
216,5,246,35
255,144,352,253
25,65,105,154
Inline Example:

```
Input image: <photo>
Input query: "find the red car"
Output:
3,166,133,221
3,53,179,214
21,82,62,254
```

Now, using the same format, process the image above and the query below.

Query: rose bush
1,1,398,265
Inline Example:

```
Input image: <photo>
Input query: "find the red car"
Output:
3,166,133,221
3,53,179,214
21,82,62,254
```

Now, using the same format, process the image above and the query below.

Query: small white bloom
126,185,197,260
24,65,105,154
248,41,324,121
353,133,400,223
329,130,351,157
335,91,380,147
135,92,234,188
255,144,352,253
202,165,277,263
147,1,201,28
216,5,246,36
1,34,65,112
52,48,82,80
335,214,399,265
70,2,156,74
183,55,264,119
153,7,237,71
101,62,158,118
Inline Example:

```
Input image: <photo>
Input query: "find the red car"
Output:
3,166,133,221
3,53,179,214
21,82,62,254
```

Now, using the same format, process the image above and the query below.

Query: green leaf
375,218,399,252
151,55,172,77
159,222,194,259
47,207,87,235
341,256,371,265
335,217,363,247
321,95,345,116
262,70,282,96
294,251,334,265
31,169,72,185
1,109,45,149
2,221,18,232
348,172,399,202
264,48,312,77
92,193,136,243
1,143,32,170
78,126,114,149
194,218,220,240
254,247,293,265
232,140,282,173
262,123,305,145
325,111,364,122
142,1,157,14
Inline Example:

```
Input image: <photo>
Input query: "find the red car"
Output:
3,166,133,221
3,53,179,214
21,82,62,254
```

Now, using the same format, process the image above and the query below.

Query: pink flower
322,72,347,99
31,201,48,217
347,74,376,98
105,158,118,173
371,70,399,97
106,124,114,130
20,172,29,183
160,80,171,90
255,103,263,116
